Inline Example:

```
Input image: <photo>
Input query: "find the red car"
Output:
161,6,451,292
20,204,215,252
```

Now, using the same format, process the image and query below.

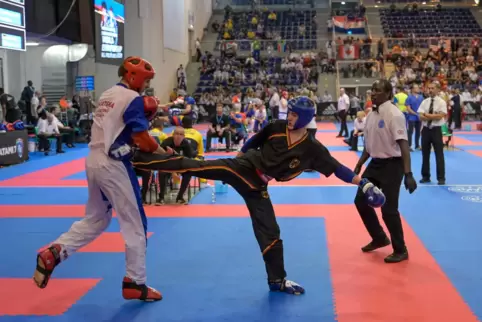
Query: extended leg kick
133,152,305,295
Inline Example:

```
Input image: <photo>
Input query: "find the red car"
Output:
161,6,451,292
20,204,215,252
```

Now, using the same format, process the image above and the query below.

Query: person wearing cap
354,79,417,264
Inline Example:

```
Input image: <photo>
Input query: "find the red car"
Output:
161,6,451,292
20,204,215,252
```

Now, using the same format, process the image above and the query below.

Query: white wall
77,0,212,102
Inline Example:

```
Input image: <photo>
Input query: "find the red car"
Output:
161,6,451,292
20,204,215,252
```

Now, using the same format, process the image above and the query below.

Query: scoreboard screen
75,76,95,92
0,0,25,51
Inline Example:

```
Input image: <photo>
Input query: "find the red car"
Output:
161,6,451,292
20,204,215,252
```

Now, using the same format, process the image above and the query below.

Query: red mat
2,204,476,322
317,122,337,131
468,150,482,158
0,278,100,315
315,133,347,146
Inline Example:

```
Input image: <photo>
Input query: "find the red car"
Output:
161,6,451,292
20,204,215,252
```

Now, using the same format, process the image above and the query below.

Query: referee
354,79,417,263
418,82,447,185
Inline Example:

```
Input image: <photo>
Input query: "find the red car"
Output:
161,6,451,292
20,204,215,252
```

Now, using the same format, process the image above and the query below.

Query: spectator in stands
36,112,64,155
37,95,48,115
195,38,202,62
405,84,423,151
336,88,350,138
159,127,196,204
206,103,231,152
51,106,75,148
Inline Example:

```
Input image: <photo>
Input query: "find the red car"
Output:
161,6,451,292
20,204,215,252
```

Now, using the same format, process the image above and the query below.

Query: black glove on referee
404,172,417,194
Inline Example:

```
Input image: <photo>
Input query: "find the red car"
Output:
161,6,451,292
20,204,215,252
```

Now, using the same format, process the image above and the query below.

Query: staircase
471,7,482,28
365,9,384,39
186,62,202,95
315,10,332,43
318,72,337,98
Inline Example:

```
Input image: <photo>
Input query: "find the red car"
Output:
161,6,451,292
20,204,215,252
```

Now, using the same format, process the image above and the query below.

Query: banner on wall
94,0,125,65
332,16,366,35
338,44,359,60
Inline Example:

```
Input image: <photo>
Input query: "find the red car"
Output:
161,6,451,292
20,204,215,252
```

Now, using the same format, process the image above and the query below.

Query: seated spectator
182,116,204,158
159,127,196,205
150,118,168,144
206,103,231,152
254,104,268,132
344,111,366,151
36,112,64,155
229,105,247,148
51,106,75,148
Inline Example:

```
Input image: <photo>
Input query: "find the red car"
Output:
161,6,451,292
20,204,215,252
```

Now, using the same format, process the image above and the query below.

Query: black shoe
384,251,409,263
438,180,446,185
361,237,391,252
419,178,431,184
176,198,188,205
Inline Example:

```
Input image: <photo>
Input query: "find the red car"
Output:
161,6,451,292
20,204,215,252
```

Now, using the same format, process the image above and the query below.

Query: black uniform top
161,137,196,158
240,120,340,181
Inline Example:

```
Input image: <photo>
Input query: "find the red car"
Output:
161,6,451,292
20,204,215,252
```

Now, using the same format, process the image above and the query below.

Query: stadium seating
232,0,300,5
380,8,482,38
216,10,317,51
194,57,306,95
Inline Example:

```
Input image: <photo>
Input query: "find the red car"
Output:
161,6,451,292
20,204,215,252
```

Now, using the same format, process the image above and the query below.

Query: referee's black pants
354,157,406,253
132,152,287,283
421,126,445,182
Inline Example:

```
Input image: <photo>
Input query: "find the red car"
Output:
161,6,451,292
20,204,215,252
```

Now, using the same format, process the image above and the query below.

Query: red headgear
122,56,155,91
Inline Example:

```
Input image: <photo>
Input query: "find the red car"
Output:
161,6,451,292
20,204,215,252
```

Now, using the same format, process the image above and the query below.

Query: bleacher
216,10,317,51
194,57,309,96
380,8,482,38
231,0,307,5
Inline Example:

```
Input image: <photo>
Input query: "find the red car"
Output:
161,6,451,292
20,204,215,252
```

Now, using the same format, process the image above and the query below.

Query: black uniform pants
354,157,406,253
337,110,349,137
133,152,287,282
206,129,231,151
421,126,445,181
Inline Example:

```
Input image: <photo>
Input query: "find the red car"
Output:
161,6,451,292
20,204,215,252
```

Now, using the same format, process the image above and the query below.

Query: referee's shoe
361,237,409,263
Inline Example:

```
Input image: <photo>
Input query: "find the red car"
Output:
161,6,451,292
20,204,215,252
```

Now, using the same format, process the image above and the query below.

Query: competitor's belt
256,169,273,184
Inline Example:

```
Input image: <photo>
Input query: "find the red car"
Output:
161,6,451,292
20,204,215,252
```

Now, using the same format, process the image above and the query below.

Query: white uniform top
417,96,447,128
364,101,408,159
89,84,147,161
338,94,350,111
354,117,366,131
278,97,288,120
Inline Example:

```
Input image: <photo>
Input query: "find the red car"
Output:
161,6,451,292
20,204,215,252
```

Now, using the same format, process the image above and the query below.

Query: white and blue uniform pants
53,150,148,284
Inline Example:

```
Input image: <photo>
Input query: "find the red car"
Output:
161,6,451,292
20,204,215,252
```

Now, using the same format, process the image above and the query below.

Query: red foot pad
121,277,162,302
34,244,63,289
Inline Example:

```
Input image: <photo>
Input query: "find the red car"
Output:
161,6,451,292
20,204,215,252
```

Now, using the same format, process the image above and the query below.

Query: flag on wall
332,16,366,34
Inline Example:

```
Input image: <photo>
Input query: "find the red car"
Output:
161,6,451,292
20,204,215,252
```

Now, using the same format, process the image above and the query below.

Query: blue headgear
185,96,196,105
287,96,316,130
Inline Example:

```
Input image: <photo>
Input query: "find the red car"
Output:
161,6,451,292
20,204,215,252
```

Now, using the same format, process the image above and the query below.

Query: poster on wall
0,0,25,51
94,0,124,65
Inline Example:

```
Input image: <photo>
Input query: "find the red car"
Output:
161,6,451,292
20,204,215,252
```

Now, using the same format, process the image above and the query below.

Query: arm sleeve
311,140,341,177
196,132,204,157
123,96,149,133
37,119,46,133
240,121,274,153
132,131,159,153
417,100,426,115
390,113,409,141
439,100,448,115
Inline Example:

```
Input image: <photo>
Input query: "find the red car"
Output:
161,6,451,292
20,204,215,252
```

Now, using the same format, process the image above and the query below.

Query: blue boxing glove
359,178,385,208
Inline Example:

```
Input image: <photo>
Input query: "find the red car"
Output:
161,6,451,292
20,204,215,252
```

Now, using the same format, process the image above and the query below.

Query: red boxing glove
143,96,159,121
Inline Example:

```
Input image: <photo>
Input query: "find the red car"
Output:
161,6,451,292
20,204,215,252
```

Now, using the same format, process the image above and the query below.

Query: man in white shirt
31,91,41,123
269,88,280,120
36,112,63,155
51,106,75,148
345,111,366,151
418,82,447,185
336,88,350,137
